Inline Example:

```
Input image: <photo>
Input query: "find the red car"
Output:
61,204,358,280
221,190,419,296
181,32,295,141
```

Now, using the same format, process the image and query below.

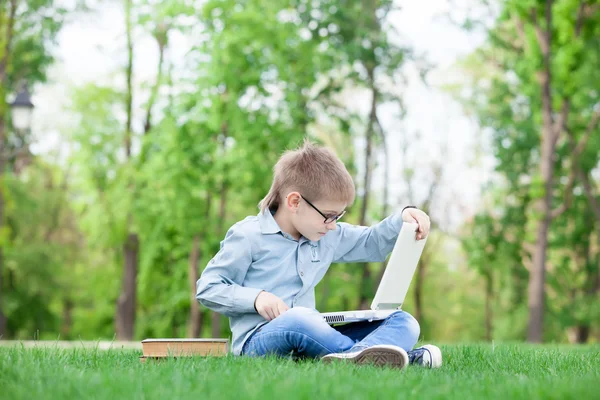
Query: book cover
141,338,229,357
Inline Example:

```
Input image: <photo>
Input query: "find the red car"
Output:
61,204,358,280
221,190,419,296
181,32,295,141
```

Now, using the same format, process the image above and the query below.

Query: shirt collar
258,208,317,244
258,208,282,234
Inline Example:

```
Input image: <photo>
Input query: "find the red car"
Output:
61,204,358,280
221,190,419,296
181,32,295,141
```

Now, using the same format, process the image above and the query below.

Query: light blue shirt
196,208,404,355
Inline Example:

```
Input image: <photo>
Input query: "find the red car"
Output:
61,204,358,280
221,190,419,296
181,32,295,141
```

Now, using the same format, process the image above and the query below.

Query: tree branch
489,28,524,54
531,6,550,57
552,108,600,219
124,0,134,159
513,16,529,53
532,2,556,145
575,0,586,36
577,168,600,222
0,146,28,162
143,24,168,135
522,252,534,271
422,164,442,213
552,126,579,219
583,3,600,19
548,1,590,145
552,100,570,143
550,167,576,219
523,241,537,256
574,106,600,156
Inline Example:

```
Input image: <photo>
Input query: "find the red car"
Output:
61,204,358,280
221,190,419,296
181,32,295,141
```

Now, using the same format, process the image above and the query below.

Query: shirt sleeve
196,225,264,317
332,212,403,263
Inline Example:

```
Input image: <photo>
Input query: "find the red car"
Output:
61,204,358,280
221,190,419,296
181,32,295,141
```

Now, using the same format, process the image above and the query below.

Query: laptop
320,222,428,325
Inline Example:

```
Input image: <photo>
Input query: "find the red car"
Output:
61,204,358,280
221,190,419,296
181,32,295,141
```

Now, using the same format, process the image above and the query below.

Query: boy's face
286,192,346,241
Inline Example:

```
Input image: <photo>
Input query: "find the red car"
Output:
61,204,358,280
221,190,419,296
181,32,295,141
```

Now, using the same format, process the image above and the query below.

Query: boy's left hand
401,208,430,240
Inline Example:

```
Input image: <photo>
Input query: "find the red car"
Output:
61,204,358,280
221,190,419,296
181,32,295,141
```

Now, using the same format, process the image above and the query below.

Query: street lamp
9,84,34,132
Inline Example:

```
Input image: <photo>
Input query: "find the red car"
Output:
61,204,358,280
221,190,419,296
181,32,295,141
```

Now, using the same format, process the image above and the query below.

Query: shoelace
409,347,433,368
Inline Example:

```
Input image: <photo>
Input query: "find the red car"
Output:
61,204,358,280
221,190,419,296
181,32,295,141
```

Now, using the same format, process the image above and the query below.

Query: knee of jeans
390,311,420,339
283,307,330,332
284,306,320,321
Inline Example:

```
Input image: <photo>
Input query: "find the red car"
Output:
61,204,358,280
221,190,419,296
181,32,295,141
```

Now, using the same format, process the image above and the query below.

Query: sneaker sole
423,344,443,368
322,345,409,369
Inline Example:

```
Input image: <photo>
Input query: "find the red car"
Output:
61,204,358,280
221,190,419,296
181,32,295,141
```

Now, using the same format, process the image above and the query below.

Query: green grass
1,343,599,399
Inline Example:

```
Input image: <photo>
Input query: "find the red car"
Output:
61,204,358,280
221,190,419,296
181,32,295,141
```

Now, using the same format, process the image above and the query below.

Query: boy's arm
196,226,263,317
331,213,403,263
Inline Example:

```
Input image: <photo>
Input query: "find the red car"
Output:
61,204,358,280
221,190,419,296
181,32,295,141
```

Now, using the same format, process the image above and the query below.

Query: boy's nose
326,221,337,231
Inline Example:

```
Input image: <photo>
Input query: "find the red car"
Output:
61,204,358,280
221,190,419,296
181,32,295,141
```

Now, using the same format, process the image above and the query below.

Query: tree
0,0,67,337
455,0,600,342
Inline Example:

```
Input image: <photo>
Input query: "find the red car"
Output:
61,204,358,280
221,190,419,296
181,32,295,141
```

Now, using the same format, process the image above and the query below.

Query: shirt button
300,271,304,277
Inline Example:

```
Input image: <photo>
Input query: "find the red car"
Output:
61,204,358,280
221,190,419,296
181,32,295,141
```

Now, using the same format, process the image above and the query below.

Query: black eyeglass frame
299,195,346,224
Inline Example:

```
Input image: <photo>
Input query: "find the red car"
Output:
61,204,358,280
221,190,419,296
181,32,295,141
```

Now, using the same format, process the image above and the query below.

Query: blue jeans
241,307,420,358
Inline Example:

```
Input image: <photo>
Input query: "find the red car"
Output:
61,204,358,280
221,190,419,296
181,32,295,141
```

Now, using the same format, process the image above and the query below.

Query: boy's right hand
254,291,289,321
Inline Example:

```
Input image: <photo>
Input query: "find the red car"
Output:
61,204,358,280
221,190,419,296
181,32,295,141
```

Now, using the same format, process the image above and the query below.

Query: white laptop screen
370,222,428,311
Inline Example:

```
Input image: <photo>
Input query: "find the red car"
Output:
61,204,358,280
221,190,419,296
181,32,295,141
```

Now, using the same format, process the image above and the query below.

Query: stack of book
139,338,229,363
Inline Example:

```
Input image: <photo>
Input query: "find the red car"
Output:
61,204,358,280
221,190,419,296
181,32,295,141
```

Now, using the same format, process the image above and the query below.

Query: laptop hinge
374,303,403,311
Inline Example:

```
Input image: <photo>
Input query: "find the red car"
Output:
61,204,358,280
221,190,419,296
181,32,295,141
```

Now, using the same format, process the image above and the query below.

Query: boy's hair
259,139,355,212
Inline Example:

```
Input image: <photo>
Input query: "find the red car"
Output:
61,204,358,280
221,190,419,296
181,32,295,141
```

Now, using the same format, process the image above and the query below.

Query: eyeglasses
300,195,346,224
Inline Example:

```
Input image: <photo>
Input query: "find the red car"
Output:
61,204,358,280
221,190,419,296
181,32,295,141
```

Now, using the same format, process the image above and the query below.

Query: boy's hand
401,208,430,240
254,291,290,321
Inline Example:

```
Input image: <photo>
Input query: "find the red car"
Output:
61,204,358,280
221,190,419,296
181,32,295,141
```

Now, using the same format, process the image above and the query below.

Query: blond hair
259,139,355,212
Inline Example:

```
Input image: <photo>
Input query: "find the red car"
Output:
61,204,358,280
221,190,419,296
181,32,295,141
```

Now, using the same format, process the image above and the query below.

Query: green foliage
3,162,82,339
1,0,66,88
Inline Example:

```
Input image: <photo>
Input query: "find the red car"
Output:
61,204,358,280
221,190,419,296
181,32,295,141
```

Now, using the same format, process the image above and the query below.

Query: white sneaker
408,344,442,368
321,344,409,369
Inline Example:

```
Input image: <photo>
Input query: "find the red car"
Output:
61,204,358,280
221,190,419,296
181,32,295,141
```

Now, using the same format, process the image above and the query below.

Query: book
140,338,229,358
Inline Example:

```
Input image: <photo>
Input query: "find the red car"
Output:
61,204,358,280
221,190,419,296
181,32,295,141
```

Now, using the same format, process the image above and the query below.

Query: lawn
1,343,598,399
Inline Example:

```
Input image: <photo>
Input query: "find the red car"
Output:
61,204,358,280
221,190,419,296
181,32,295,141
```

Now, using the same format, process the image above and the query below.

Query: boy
196,140,442,369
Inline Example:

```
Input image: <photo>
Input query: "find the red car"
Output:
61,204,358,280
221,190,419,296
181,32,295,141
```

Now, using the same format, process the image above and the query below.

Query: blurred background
1,0,599,344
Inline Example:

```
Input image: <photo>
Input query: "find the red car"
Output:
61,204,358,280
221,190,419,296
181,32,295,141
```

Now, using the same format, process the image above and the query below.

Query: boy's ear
285,192,301,213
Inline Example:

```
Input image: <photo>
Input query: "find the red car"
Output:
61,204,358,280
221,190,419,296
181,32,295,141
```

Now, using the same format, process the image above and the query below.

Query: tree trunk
527,134,554,342
61,298,73,339
0,0,18,340
574,325,590,344
115,0,138,341
596,260,600,343
596,230,600,316
577,169,600,343
0,119,5,338
116,233,138,339
188,235,202,337
527,0,556,343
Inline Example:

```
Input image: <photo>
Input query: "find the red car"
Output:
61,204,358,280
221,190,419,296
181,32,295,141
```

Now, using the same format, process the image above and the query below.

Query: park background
1,0,600,347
